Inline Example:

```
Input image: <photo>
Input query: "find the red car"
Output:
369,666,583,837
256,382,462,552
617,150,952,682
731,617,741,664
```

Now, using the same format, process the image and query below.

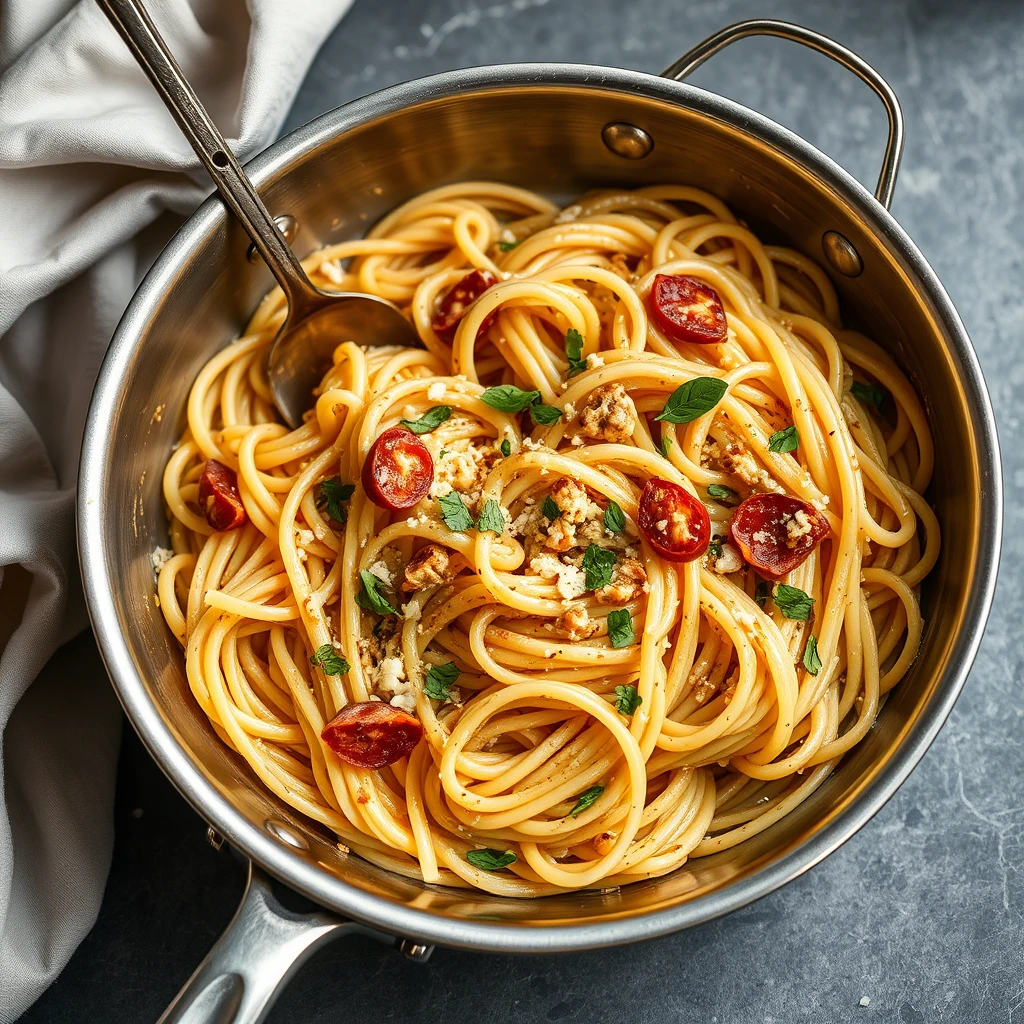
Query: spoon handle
96,0,322,316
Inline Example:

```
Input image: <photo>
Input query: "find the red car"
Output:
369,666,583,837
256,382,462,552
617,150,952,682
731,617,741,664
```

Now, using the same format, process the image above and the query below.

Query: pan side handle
661,19,904,211
158,860,360,1024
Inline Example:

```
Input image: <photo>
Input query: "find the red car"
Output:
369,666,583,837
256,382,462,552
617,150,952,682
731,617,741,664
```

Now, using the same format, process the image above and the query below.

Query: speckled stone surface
23,0,1024,1020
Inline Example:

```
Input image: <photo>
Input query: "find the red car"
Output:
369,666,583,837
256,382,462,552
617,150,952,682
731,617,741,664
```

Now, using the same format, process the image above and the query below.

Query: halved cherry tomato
729,493,829,580
637,477,711,562
362,426,434,511
431,269,498,340
321,702,423,769
198,459,247,531
648,274,727,345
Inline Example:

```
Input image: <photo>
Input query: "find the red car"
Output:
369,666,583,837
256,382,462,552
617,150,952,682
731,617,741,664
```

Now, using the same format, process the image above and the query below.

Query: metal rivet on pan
265,819,309,850
822,230,863,277
248,214,299,263
396,939,434,963
206,826,225,851
601,122,654,160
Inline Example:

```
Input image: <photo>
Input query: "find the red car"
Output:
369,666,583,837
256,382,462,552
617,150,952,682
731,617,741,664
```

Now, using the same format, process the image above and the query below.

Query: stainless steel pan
77,20,1002,1024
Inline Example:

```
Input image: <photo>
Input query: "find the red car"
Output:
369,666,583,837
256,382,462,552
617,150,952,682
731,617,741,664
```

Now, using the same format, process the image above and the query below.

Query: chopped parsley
754,580,769,608
803,635,822,676
400,405,451,435
529,402,562,426
466,848,517,871
768,425,799,453
772,583,815,621
569,785,604,818
497,239,521,252
315,477,355,524
479,385,541,413
709,536,723,559
542,495,562,520
851,380,889,413
654,376,728,423
603,500,626,534
477,499,506,535
437,491,475,532
707,483,738,503
356,570,399,617
582,544,617,590
499,439,512,457
565,328,588,377
310,644,350,676
659,436,673,459
614,683,642,715
607,609,635,649
424,661,460,701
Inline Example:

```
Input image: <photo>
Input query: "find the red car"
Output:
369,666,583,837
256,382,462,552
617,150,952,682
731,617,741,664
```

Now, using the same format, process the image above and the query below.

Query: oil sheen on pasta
157,183,938,895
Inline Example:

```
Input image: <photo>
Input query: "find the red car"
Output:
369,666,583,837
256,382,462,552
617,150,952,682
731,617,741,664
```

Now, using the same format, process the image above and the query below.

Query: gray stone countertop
23,0,1024,1021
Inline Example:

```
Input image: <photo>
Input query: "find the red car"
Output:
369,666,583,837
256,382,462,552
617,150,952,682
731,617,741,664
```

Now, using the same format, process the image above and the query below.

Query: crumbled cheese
151,546,174,572
295,528,315,548
786,509,813,547
428,439,499,512
427,382,446,401
564,402,576,420
570,435,584,446
368,560,393,586
586,353,605,369
554,204,583,224
529,553,587,599
655,519,668,532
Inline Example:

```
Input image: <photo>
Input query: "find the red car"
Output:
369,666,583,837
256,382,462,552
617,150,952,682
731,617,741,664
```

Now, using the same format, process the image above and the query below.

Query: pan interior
85,75,991,941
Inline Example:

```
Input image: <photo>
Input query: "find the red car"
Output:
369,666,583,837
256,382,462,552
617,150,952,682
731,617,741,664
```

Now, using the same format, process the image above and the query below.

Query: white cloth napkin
0,1,352,1017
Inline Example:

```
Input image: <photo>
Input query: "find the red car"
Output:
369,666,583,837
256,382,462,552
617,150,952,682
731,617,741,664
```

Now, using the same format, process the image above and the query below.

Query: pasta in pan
156,181,938,895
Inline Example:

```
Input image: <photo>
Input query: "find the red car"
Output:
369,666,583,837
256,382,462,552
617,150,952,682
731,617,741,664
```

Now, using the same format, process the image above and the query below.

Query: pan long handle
158,860,356,1024
661,19,904,210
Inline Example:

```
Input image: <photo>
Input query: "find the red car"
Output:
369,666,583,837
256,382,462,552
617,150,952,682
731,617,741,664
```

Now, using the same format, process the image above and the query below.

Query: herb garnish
768,425,799,453
438,492,475,532
356,570,399,617
565,328,587,377
466,848,517,871
607,609,635,649
614,683,642,715
582,544,617,590
425,661,460,701
655,376,728,424
772,583,814,621
569,786,604,817
542,496,562,520
477,499,506,535
316,477,355,524
803,635,822,676
400,405,451,435
310,644,350,676
603,500,626,534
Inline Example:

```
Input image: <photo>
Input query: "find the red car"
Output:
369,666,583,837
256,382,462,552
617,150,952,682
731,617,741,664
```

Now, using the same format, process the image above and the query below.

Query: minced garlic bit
426,381,446,401
151,546,174,572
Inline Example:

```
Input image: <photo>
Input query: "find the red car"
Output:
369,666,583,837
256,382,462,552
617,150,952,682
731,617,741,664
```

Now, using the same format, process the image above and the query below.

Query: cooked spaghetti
156,182,938,895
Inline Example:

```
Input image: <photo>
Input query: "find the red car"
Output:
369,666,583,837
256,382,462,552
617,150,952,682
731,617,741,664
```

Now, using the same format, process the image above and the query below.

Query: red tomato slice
431,269,498,340
362,426,434,511
637,477,711,562
648,274,727,345
198,459,247,531
321,702,423,769
729,493,829,580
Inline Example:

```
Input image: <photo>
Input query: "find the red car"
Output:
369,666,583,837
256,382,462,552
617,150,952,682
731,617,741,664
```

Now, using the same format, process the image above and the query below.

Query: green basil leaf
310,644,350,676
582,544,617,590
356,570,400,617
707,483,737,502
424,661,460,701
316,477,356,524
772,583,814,621
569,785,605,818
400,405,451,435
709,537,723,559
477,499,506,535
659,436,673,459
565,328,587,377
479,385,540,413
603,500,626,534
851,380,889,412
654,376,727,424
499,439,511,457
768,425,799,453
542,495,561,521
529,402,562,426
466,848,517,871
608,609,635,649
754,580,769,608
614,683,642,715
803,635,822,676
437,492,475,532
497,239,521,252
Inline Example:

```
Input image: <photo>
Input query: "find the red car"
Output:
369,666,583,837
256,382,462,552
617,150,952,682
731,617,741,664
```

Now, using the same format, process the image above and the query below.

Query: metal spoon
97,0,420,428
